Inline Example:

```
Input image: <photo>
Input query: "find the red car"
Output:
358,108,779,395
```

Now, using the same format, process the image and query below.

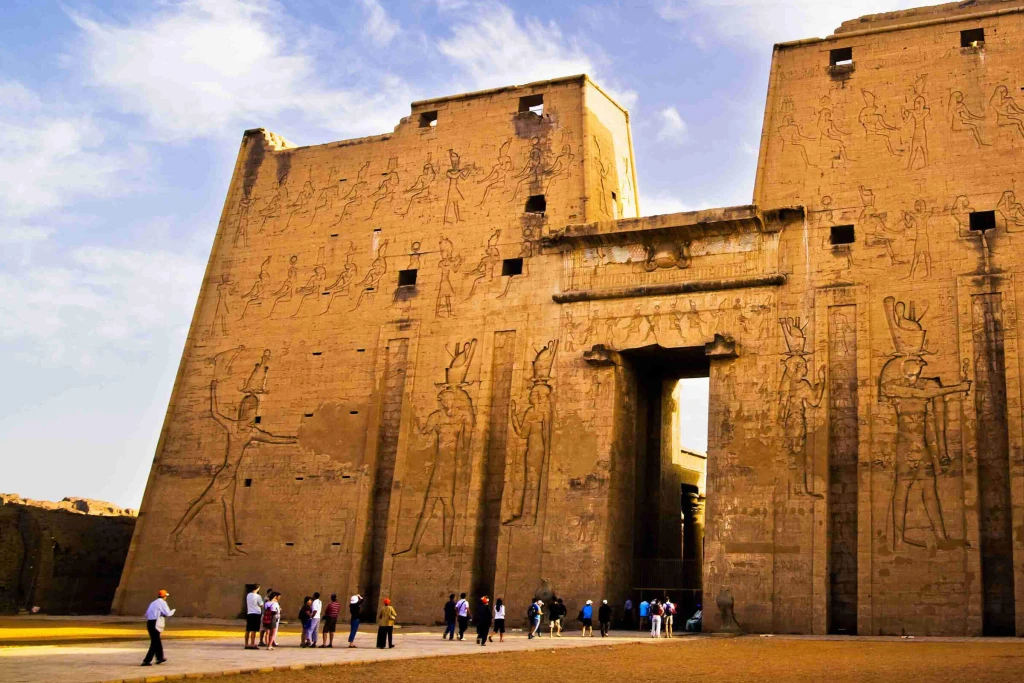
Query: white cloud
69,1,412,142
437,3,594,89
660,1,923,46
656,106,688,145
360,0,399,46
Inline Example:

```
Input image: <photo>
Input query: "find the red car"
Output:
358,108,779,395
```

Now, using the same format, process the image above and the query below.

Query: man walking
455,593,470,640
348,592,364,648
245,584,263,649
475,596,492,646
443,594,457,640
549,598,565,638
309,592,322,648
639,598,650,631
141,589,174,666
321,594,341,647
598,599,612,637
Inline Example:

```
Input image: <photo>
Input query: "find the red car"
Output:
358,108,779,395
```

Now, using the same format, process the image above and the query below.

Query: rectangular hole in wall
518,94,544,116
312,351,322,356
970,210,996,232
357,348,366,353
830,47,853,66
419,110,438,128
342,475,351,479
525,194,546,214
502,258,523,277
285,542,294,547
332,542,341,546
961,27,985,48
304,413,314,418
244,478,252,487
350,410,359,415
254,416,261,424
295,477,304,481
830,225,855,245
235,542,244,546
330,233,339,238
398,269,418,287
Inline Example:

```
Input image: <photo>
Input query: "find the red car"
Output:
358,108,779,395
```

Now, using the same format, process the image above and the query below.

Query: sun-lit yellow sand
0,616,290,647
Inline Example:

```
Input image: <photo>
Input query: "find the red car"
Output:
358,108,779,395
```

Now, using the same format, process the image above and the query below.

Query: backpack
528,604,538,619
666,603,675,616
262,603,274,626
578,609,585,621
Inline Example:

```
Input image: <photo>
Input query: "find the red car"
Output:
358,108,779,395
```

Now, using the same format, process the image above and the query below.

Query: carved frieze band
552,273,786,303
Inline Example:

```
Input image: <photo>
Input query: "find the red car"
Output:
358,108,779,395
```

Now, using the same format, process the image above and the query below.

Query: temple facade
115,1,1024,636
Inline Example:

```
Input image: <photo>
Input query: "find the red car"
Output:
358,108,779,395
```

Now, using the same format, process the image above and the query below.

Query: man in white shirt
455,592,470,640
310,592,323,647
245,584,263,649
142,590,175,666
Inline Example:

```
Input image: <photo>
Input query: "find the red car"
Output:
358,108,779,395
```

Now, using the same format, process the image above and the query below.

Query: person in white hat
598,599,612,637
580,599,594,637
348,592,364,648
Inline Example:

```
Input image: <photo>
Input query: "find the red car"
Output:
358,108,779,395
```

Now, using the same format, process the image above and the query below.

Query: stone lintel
553,273,786,303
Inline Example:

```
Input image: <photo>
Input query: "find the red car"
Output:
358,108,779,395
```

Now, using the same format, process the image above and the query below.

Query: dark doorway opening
623,345,708,619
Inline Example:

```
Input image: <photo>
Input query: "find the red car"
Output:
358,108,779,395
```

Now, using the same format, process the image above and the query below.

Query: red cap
158,590,169,598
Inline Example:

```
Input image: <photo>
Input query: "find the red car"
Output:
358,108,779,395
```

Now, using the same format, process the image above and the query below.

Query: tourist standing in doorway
348,593,364,648
299,596,314,647
663,597,675,638
321,594,341,647
475,596,492,645
456,593,470,640
549,598,565,637
624,597,633,630
492,598,506,642
265,592,282,650
639,598,650,631
309,592,322,648
376,598,397,649
598,600,612,637
650,599,663,638
245,584,263,649
443,594,457,640
141,589,174,666
580,600,594,637
259,587,274,646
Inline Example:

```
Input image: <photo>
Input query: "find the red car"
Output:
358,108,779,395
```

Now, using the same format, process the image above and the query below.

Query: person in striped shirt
320,594,342,647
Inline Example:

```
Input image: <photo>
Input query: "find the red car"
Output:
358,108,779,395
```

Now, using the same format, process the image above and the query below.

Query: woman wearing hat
376,598,397,649
142,589,175,666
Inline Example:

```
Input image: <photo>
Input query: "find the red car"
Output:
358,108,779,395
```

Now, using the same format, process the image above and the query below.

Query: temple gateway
115,1,1024,636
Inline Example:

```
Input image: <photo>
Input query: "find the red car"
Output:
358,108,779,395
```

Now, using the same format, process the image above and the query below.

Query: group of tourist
141,585,704,666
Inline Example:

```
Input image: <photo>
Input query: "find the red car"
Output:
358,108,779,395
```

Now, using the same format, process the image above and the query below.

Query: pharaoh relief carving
394,340,477,557
777,317,826,499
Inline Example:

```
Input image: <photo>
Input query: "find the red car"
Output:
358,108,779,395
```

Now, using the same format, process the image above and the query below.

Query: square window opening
830,225,855,245
502,258,524,277
525,194,546,214
244,478,252,488
830,47,853,66
419,110,438,128
519,94,544,116
398,269,418,287
970,210,996,232
961,28,985,48
253,416,261,424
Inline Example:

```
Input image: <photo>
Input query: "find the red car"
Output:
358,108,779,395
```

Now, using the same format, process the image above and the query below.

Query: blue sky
1,0,921,507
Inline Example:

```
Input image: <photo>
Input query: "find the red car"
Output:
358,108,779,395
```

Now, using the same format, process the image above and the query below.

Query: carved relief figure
394,340,477,557
207,273,235,337
172,358,297,554
398,157,437,216
858,89,901,156
816,97,854,164
368,157,400,218
643,238,691,271
901,95,930,171
777,114,816,168
320,245,358,315
512,136,544,200
592,137,612,215
859,186,904,265
337,161,371,221
256,180,288,234
778,317,826,499
267,255,299,317
435,235,462,317
504,340,558,526
950,195,973,236
990,85,1024,140
478,138,514,206
466,229,501,298
879,296,970,549
948,91,989,147
543,144,576,187
996,190,1024,231
905,200,933,279
292,248,327,317
238,256,272,320
283,176,315,232
234,193,256,247
352,239,389,310
443,149,475,224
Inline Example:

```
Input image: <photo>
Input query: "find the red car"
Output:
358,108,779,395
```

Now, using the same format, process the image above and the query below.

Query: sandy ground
213,636,1024,683
0,615,278,646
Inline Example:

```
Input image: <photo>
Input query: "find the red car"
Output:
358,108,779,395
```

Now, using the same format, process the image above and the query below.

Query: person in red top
321,594,342,647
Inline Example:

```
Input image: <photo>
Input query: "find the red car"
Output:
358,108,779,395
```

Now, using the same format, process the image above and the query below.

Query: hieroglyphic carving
900,77,930,170
443,149,475,224
513,136,544,201
996,190,1024,232
778,317,825,499
859,89,901,156
990,85,1024,140
859,186,904,265
266,255,299,317
948,91,989,148
172,349,297,555
816,96,854,165
320,244,358,315
777,114,816,168
879,296,970,549
292,247,327,317
238,256,271,320
337,161,371,221
394,340,477,556
435,235,462,317
503,340,558,526
466,230,501,298
206,273,235,337
478,138,514,207
904,200,935,279
352,239,389,310
369,157,400,219
398,155,437,216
